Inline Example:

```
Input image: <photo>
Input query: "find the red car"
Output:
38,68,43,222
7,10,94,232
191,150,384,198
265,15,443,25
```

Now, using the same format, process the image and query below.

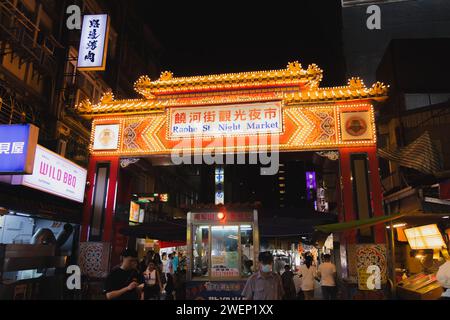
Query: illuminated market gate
76,61,388,286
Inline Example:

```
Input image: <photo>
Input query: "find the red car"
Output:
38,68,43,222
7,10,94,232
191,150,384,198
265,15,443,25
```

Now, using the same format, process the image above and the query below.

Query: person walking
142,261,163,300
298,255,317,300
242,251,284,300
164,272,175,300
172,251,179,273
317,254,337,300
168,253,175,275
104,249,144,300
281,265,296,300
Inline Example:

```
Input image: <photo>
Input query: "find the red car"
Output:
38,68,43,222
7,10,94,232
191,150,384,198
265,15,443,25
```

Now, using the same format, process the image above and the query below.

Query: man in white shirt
317,254,337,300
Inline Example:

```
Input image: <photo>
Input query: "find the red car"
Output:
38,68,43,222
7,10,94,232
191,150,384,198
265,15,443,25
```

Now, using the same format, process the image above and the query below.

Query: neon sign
0,124,39,174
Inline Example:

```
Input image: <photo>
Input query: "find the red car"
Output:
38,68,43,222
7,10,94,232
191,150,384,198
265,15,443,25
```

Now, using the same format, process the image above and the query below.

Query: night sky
143,0,346,86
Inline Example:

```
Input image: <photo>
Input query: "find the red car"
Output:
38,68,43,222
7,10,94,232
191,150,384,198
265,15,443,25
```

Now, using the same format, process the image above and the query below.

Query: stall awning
378,131,442,175
314,213,406,234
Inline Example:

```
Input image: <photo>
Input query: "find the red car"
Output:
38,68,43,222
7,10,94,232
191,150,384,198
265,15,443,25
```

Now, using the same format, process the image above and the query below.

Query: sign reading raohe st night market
168,101,283,139
77,14,110,71
0,124,39,174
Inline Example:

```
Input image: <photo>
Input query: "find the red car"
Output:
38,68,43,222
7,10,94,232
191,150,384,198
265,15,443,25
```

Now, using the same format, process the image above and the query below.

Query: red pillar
339,148,357,244
367,147,385,243
339,146,385,244
81,156,120,242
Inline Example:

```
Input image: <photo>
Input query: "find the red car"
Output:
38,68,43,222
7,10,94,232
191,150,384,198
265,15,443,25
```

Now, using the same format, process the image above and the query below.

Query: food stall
186,208,259,300
396,223,447,300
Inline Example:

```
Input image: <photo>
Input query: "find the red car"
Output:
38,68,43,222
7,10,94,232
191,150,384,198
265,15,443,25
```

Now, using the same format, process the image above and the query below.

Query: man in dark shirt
104,248,144,300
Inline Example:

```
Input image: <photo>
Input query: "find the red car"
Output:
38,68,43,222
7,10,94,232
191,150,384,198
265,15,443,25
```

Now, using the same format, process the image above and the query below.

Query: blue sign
186,280,246,300
0,124,39,174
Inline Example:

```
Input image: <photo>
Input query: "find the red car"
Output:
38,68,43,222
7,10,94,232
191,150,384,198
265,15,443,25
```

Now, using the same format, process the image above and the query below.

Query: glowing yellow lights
404,224,446,250
217,212,225,220
386,223,407,229
77,62,388,116
133,62,322,97
81,62,387,157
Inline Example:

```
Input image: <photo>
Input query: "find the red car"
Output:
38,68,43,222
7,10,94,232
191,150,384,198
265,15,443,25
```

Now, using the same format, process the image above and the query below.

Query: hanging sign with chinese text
0,124,39,174
168,101,283,139
215,166,225,205
77,14,110,71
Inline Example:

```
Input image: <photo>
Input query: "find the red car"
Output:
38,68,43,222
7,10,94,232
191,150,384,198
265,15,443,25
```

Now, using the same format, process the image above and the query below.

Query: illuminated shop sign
12,145,87,203
0,124,39,174
192,212,253,222
306,171,316,200
135,193,169,204
129,201,143,223
215,166,225,205
169,101,283,139
77,14,110,71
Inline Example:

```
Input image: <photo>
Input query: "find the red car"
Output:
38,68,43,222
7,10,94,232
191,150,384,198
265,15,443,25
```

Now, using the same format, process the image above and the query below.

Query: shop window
192,225,209,277
240,225,254,276
211,226,239,278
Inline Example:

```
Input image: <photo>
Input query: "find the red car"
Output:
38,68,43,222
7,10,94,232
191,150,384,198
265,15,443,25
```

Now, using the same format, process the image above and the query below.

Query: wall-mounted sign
315,187,329,213
0,124,39,174
77,14,110,71
12,145,87,203
340,111,374,141
92,124,120,150
168,101,283,139
356,244,387,290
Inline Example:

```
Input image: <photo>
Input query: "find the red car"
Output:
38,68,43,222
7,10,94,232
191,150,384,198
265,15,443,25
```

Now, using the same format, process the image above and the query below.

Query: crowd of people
104,247,336,300
243,251,337,300
104,248,186,300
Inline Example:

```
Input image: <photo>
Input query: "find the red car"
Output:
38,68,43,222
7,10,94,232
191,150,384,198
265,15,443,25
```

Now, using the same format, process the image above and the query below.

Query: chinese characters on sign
77,14,109,70
169,101,283,138
0,142,25,155
0,124,39,174
215,166,225,205
193,212,253,222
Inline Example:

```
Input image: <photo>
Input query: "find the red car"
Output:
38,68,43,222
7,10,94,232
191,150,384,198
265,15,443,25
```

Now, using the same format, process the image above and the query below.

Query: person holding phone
104,248,144,300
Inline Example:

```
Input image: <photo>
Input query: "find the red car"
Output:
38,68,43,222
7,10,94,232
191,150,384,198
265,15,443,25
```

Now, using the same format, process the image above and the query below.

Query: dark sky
143,0,346,86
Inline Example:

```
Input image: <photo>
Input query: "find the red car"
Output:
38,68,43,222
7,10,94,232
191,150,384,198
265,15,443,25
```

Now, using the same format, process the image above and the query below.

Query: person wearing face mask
242,251,284,300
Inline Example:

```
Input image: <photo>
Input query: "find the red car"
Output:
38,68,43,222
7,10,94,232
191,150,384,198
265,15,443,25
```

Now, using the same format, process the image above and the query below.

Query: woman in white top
162,252,169,274
298,255,316,300
142,262,163,300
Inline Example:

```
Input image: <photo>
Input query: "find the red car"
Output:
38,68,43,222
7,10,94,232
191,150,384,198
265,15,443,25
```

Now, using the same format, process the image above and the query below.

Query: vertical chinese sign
77,14,110,71
215,166,225,205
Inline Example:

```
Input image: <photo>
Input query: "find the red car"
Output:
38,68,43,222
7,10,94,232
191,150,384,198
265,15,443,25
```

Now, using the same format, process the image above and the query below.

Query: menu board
211,252,240,277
